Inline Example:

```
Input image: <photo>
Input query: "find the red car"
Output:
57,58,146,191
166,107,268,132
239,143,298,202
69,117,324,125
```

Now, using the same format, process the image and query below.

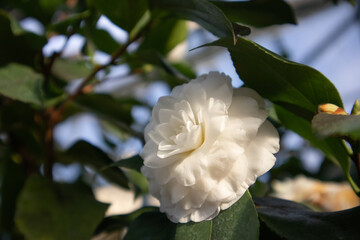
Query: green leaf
61,140,129,189
15,174,108,240
75,94,136,125
211,0,296,28
276,105,359,194
351,99,360,115
254,197,360,240
0,154,26,235
0,63,43,105
150,0,238,43
48,11,91,35
88,28,120,54
107,155,143,172
124,211,176,240
202,37,357,193
175,191,259,240
51,58,92,82
94,207,157,235
0,0,60,25
312,113,360,140
139,18,187,56
90,0,148,32
104,155,148,196
201,37,343,115
249,180,268,197
0,10,46,67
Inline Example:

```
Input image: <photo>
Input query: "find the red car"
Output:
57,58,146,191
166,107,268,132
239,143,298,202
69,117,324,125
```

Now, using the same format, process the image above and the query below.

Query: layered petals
140,72,279,223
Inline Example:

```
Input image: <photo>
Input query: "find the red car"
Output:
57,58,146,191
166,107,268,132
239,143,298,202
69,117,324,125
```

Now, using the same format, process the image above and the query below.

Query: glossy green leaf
312,113,360,140
202,37,343,115
62,140,129,189
51,58,92,82
175,191,259,240
254,197,360,240
150,0,237,42
75,94,136,125
94,207,157,235
91,0,148,32
276,105,359,194
15,175,108,240
211,0,296,27
203,36,356,193
139,18,187,56
124,211,176,240
0,63,43,105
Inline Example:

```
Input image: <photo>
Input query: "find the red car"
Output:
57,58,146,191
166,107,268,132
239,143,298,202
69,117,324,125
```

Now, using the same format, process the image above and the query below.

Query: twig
62,28,146,105
42,32,73,84
44,118,55,180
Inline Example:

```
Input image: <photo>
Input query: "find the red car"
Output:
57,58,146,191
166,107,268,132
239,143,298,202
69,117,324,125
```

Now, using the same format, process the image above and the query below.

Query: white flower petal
254,120,280,154
190,202,220,222
234,87,265,108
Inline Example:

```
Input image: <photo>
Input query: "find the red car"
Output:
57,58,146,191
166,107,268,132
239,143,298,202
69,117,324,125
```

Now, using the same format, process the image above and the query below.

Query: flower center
152,100,204,158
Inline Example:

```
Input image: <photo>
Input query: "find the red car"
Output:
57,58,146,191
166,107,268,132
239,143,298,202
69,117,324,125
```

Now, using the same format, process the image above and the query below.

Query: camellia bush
0,0,360,239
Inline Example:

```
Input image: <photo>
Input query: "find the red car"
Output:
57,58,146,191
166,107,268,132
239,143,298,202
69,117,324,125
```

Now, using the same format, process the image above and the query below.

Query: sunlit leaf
199,37,358,193
211,0,296,27
0,63,43,105
201,37,343,115
312,113,360,140
254,197,360,240
175,191,259,240
15,175,108,240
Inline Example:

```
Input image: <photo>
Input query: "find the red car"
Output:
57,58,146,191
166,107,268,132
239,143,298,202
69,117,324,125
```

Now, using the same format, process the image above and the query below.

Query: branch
69,30,145,101
41,32,73,84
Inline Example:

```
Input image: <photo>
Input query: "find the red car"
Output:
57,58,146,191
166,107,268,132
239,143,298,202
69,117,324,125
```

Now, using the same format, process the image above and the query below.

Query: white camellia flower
140,72,279,223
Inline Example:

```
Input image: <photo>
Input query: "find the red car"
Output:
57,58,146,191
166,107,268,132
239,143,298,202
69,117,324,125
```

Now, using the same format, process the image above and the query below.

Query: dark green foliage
124,211,177,240
15,175,108,240
254,197,360,240
211,0,296,27
61,140,130,189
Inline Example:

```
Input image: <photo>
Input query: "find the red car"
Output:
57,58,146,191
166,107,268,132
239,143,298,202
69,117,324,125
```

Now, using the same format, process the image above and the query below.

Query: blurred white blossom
272,175,360,211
